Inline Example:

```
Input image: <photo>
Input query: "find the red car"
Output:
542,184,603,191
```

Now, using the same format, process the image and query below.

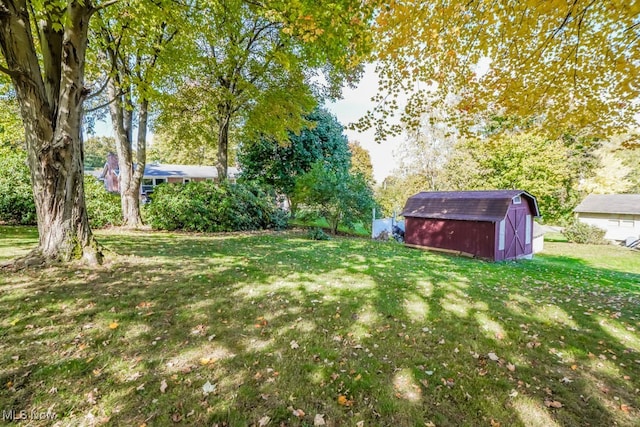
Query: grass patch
1,226,639,426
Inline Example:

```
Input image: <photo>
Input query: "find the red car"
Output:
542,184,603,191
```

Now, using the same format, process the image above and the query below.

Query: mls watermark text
2,409,58,421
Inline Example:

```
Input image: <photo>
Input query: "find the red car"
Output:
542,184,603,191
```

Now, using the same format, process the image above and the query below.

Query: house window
143,178,153,186
525,215,532,244
154,178,166,185
513,196,522,204
608,219,620,227
621,220,634,228
183,178,190,184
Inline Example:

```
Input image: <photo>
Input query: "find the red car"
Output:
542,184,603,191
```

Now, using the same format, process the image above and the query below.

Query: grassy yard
1,226,639,426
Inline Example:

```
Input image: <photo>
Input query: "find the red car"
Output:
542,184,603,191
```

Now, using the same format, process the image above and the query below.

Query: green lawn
1,226,639,426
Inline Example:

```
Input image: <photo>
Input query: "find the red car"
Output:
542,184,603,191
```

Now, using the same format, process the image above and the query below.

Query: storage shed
401,190,541,261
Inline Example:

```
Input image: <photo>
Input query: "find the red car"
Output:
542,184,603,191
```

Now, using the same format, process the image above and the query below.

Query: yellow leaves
200,357,216,366
109,321,119,330
337,395,353,406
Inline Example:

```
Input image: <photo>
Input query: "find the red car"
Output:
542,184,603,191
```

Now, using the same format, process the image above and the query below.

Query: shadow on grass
0,228,639,426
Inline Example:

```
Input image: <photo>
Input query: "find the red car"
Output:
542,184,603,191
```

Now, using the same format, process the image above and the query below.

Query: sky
326,64,404,184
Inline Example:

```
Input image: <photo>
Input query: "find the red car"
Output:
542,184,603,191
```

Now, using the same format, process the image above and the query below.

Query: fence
371,209,405,240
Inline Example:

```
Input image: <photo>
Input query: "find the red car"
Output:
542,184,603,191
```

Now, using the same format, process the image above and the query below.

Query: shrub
307,227,330,240
0,148,36,225
144,180,285,232
563,220,607,244
84,176,122,228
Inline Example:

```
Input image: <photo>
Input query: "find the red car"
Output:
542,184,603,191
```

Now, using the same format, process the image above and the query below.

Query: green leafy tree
238,107,351,211
92,0,184,228
441,133,587,222
0,146,35,225
294,161,376,234
83,136,116,170
0,86,23,148
157,0,375,180
348,141,374,184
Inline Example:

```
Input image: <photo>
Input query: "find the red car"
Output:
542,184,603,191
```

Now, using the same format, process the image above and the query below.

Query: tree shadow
0,230,638,426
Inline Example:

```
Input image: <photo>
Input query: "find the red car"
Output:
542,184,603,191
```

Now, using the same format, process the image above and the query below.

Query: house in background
574,194,640,243
401,190,541,261
91,161,240,195
140,164,240,194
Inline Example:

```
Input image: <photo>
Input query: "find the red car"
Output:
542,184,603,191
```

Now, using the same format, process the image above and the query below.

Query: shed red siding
401,190,540,261
405,218,495,258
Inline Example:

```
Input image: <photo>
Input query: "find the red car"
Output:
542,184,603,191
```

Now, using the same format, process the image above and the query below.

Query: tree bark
107,78,144,228
0,0,101,266
216,103,231,181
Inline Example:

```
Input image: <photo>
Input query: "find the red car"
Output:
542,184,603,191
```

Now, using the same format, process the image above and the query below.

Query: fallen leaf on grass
109,322,119,330
290,340,299,350
507,363,516,372
291,408,305,418
200,357,215,366
490,419,501,427
337,395,353,406
356,421,364,427
488,352,499,361
202,381,216,396
160,379,167,393
314,414,326,426
620,404,630,413
544,400,563,408
258,415,270,426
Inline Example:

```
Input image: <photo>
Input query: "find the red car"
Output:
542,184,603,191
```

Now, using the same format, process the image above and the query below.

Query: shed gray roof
574,194,640,215
401,190,540,222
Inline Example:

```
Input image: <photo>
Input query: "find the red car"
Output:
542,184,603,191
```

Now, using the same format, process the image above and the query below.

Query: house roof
143,164,240,179
574,194,640,215
401,190,540,222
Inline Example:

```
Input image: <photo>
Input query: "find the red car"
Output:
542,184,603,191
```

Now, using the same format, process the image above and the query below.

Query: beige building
574,194,640,243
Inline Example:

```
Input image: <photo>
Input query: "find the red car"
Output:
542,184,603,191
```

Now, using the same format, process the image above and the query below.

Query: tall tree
93,0,181,227
0,0,104,265
238,107,351,212
158,0,375,179
357,1,640,140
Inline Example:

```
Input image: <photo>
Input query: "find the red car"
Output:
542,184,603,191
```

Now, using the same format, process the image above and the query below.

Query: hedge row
144,180,287,232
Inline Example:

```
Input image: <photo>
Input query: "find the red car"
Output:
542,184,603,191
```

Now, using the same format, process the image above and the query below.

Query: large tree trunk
0,0,101,266
216,104,231,181
107,79,144,228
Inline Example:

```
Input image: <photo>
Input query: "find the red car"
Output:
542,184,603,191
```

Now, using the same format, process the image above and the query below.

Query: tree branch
0,63,20,78
91,0,120,15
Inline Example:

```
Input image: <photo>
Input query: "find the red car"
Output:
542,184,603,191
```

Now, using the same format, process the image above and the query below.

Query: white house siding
577,213,640,241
